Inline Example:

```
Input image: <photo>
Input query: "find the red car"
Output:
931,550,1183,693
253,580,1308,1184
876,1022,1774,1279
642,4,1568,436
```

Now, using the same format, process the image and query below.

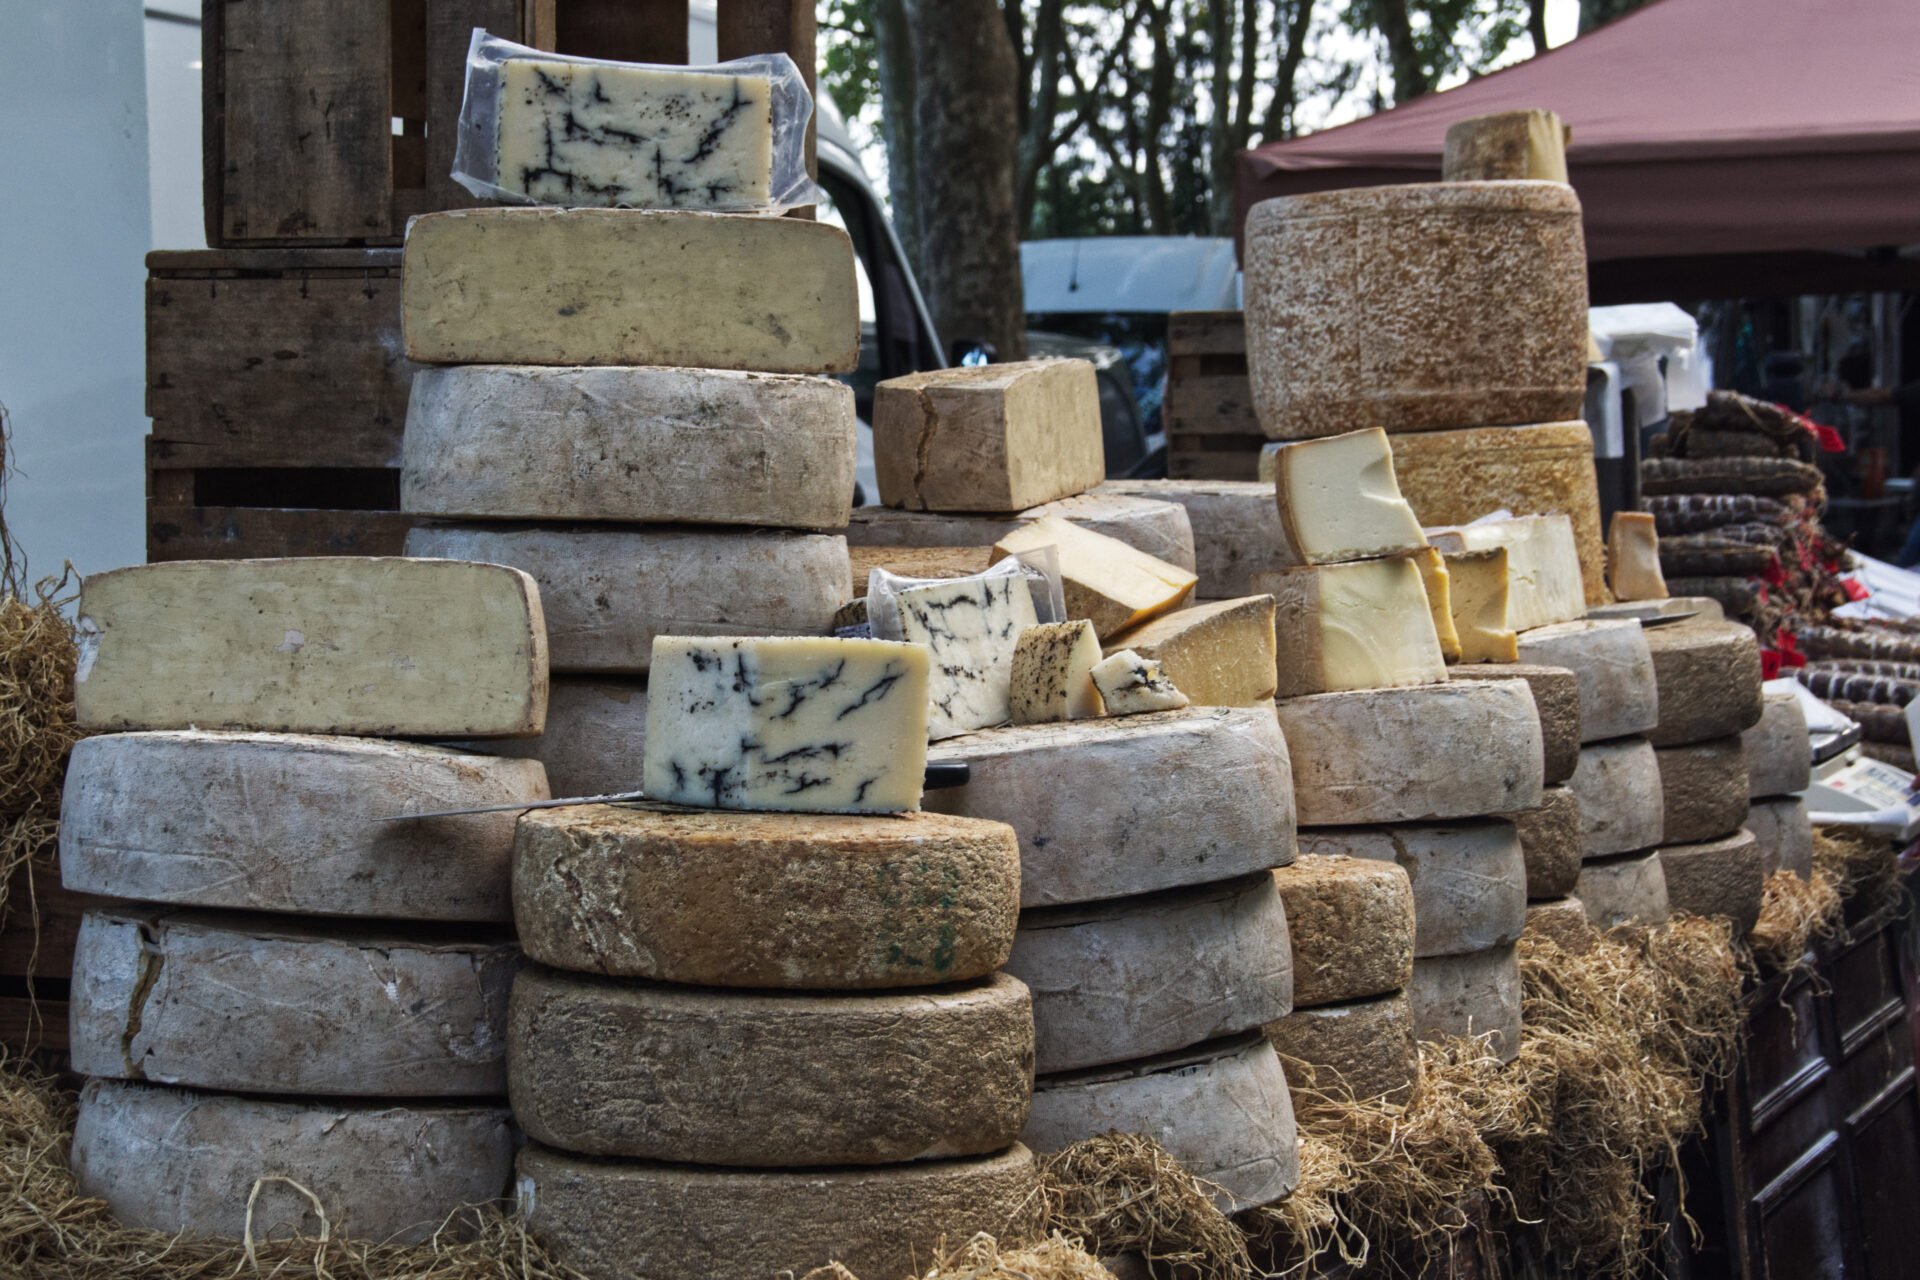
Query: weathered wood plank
557,0,689,61
147,506,417,561
1168,310,1247,357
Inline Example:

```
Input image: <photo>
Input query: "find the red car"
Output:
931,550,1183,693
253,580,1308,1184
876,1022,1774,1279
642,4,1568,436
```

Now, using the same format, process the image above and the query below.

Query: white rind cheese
1428,515,1586,632
1254,558,1448,699
1010,622,1104,723
894,573,1038,739
1747,796,1813,879
1266,428,1429,566
1745,690,1811,798
642,636,929,813
1089,649,1190,714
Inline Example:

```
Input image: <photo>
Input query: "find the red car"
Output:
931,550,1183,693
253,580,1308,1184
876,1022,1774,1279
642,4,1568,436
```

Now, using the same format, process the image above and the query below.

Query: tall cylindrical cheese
1298,821,1525,959
1265,989,1420,1105
1655,736,1750,844
845,492,1198,572
1645,621,1765,746
1270,855,1415,1008
1744,690,1812,798
1566,738,1665,857
1514,619,1659,743
1407,945,1523,1062
1659,829,1764,935
59,731,547,921
1573,850,1671,929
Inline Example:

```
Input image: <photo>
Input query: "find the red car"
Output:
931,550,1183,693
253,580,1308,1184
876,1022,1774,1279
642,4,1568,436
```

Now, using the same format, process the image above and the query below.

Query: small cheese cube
1009,622,1104,723
1427,515,1584,631
1267,428,1429,567
1608,511,1669,601
1445,549,1519,663
642,636,930,813
990,516,1197,640
1442,109,1570,183
875,361,1105,513
1252,558,1448,700
894,574,1038,740
1090,651,1189,715
496,59,775,209
1103,596,1277,707
1412,548,1463,663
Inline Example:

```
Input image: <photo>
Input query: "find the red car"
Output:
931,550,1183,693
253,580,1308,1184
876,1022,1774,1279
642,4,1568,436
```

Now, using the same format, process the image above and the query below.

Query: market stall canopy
1236,0,1920,301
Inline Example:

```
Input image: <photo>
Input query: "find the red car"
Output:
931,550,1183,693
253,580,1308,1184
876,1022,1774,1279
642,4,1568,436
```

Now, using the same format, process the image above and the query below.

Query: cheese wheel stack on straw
1743,689,1815,881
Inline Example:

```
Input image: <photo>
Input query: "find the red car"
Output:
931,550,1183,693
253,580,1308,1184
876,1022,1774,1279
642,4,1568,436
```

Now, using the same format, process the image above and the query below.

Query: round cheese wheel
1275,681,1544,826
1026,1034,1299,1213
401,364,857,530
1513,786,1581,900
1007,874,1293,1074
70,909,516,1096
846,492,1198,570
59,731,547,921
405,525,849,675
1095,479,1283,598
1573,850,1671,929
471,676,645,798
1655,736,1750,844
517,1142,1041,1280
1566,738,1665,858
1523,897,1594,955
509,967,1032,1166
924,707,1295,907
1265,989,1419,1106
1645,621,1764,746
1514,619,1659,743
1744,690,1811,798
1408,945,1523,1062
1270,855,1415,1008
514,803,1019,989
1659,828,1764,935
1747,796,1814,880
1447,662,1581,784
1298,821,1525,959
71,1081,513,1244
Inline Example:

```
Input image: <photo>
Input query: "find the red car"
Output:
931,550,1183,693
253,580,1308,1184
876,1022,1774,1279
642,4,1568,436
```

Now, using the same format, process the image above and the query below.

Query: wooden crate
0,862,108,1067
1165,311,1263,480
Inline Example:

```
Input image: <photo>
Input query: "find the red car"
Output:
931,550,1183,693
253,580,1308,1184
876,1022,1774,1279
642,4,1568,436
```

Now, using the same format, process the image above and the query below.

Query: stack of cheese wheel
1645,621,1769,934
1744,689,1815,881
923,707,1302,1211
59,557,553,1242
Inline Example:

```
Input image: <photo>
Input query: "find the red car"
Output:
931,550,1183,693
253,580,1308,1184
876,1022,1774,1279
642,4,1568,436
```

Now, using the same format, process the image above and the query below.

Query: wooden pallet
1165,311,1263,480
0,862,107,1069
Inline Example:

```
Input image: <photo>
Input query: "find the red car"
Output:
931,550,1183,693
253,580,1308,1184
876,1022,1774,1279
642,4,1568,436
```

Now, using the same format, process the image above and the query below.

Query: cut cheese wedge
1103,595,1277,707
1443,548,1518,663
1608,511,1669,601
893,571,1038,740
1010,622,1104,723
1428,515,1585,631
991,516,1197,639
1089,651,1189,715
1267,428,1429,566
1253,557,1447,699
1412,547,1462,662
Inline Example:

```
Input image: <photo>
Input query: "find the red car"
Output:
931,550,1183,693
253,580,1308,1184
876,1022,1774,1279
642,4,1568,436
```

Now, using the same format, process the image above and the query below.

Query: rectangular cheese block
75,559,548,738
1267,428,1429,567
1413,548,1463,663
1445,549,1518,663
875,360,1104,513
403,208,858,372
1251,558,1448,699
990,516,1197,640
1103,596,1277,707
642,636,929,813
1608,511,1669,601
893,573,1039,740
1010,622,1104,723
1090,651,1190,714
1427,515,1584,631
495,59,775,209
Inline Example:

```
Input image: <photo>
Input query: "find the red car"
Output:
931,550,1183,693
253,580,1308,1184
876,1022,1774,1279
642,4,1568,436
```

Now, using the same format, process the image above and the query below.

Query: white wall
145,3,205,251
0,2,152,580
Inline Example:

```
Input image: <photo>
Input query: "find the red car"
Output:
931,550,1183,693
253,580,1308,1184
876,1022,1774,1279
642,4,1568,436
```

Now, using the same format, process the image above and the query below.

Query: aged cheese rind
1428,514,1586,632
1007,874,1294,1073
894,571,1038,739
1510,786,1582,900
992,517,1197,640
1444,547,1518,663
1244,182,1588,440
401,365,856,529
1744,690,1811,798
1524,896,1595,955
1264,428,1429,566
403,207,859,372
72,1082,514,1244
846,493,1197,572
74,558,547,738
1089,649,1190,715
1026,1035,1299,1213
1658,828,1764,934
59,731,546,921
1645,621,1765,747
508,967,1033,1165
924,708,1295,907
71,909,516,1096
1299,821,1526,959
1276,682,1544,826
513,803,1019,988
406,525,849,675
876,360,1105,513
472,677,645,797
1746,796,1813,879
1414,548,1463,662
1442,109,1569,182
1254,558,1448,699
1573,850,1671,928
1655,736,1750,844
1608,511,1669,601
1271,854,1415,1007
1408,945,1523,1062
494,59,775,209
1515,618,1659,742
1010,622,1105,723
1096,479,1287,597
1102,596,1278,706
517,1142,1041,1280
1265,990,1419,1105
1566,738,1666,857
1446,662,1581,784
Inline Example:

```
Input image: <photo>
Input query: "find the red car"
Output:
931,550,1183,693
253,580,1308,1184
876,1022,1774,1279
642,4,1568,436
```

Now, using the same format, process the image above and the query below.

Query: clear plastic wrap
452,29,818,212
865,552,1067,643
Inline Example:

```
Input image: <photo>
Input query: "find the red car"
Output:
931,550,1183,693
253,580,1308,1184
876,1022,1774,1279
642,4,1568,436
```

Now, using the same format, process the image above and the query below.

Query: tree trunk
1137,0,1175,232
871,0,921,272
1205,0,1235,236
1261,0,1315,142
1528,0,1551,53
1375,0,1429,103
1017,0,1066,232
903,0,1027,359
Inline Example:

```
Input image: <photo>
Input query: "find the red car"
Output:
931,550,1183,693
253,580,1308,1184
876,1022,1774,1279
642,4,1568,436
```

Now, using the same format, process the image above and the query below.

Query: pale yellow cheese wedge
1607,511,1669,601
1103,596,1277,707
1412,548,1462,663
1251,558,1448,699
990,516,1197,640
1445,548,1519,663
1427,515,1584,631
1268,428,1430,567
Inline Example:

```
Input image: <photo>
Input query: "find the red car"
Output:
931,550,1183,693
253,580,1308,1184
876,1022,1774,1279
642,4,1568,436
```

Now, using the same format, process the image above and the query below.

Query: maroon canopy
1237,0,1920,297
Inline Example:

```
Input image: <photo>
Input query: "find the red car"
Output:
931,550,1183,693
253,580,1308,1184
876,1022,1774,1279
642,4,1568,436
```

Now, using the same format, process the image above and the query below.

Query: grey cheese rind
1091,649,1190,714
1009,621,1104,723
1744,690,1812,798
893,573,1038,739
468,677,645,798
642,637,930,814
1407,945,1524,1062
1299,820,1526,959
1658,828,1764,934
1747,796,1813,879
1573,850,1671,928
1566,738,1666,858
1514,618,1660,743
